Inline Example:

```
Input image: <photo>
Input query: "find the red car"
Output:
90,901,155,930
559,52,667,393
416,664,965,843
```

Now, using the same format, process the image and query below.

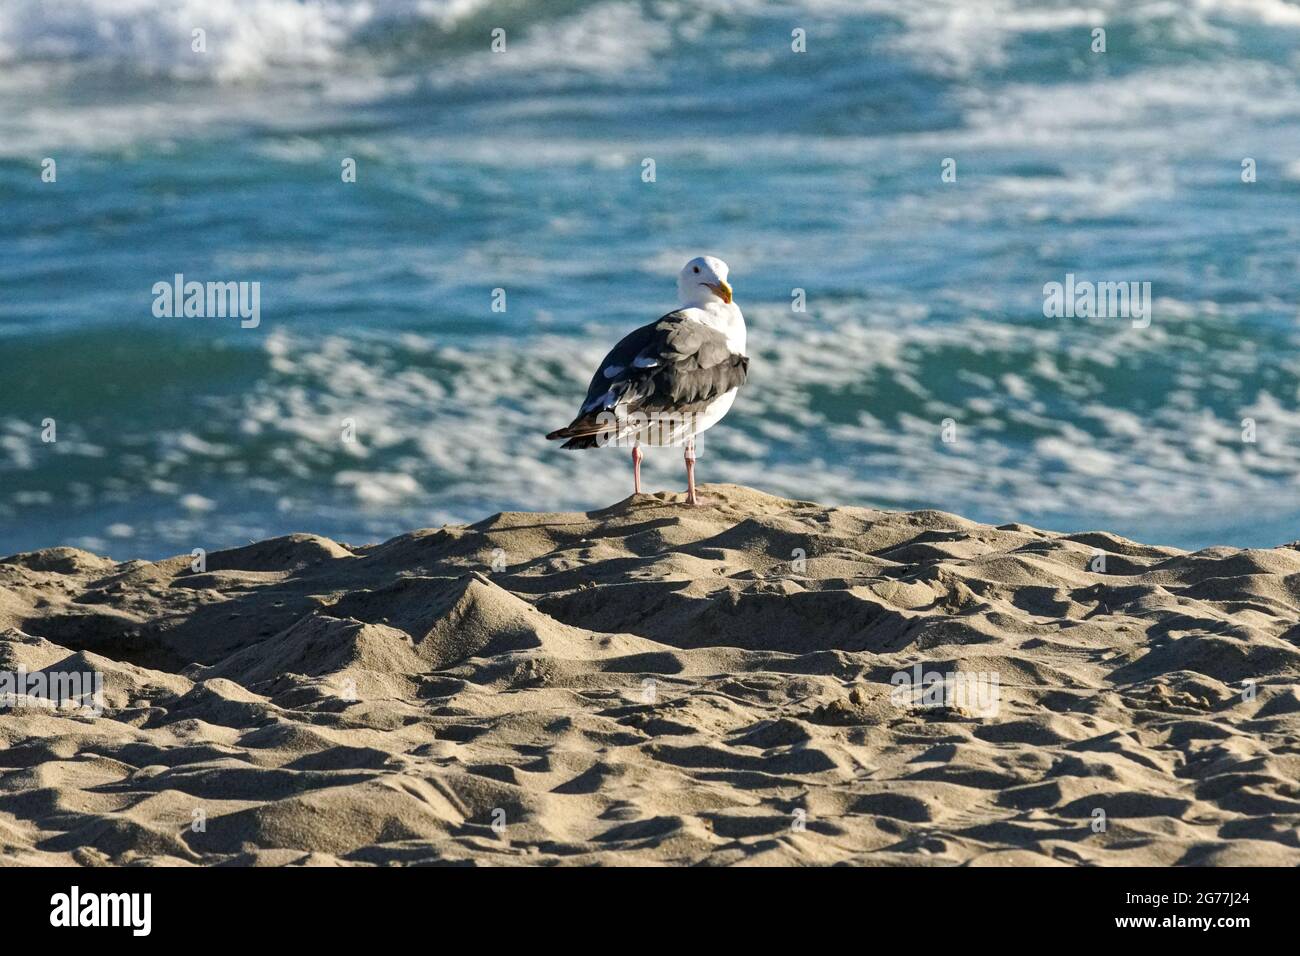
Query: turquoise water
2,0,1300,558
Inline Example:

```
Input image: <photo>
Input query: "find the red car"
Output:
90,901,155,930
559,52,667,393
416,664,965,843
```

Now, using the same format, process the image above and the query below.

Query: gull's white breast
684,301,746,355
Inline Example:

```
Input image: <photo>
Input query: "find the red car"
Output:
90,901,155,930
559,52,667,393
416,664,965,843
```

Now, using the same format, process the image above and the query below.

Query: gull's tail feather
546,417,604,449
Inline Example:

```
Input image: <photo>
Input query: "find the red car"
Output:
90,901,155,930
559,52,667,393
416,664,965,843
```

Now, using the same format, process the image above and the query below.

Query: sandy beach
2,484,1298,866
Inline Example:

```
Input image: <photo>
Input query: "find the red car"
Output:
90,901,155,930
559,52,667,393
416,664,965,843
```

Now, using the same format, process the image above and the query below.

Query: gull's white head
677,255,733,308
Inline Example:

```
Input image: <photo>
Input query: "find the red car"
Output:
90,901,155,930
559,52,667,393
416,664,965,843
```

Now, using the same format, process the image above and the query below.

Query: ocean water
2,0,1300,559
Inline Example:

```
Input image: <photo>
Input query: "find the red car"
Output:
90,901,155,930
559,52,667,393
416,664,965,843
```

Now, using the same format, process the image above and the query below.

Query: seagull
546,256,749,505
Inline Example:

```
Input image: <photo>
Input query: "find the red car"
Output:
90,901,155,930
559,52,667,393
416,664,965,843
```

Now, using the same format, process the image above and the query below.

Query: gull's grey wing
546,311,749,447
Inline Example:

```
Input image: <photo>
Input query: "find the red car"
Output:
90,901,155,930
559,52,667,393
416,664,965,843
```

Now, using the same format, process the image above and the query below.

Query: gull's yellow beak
708,280,733,304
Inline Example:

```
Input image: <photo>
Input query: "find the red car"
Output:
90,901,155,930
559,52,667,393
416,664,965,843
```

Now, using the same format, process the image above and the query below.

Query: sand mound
2,484,1298,865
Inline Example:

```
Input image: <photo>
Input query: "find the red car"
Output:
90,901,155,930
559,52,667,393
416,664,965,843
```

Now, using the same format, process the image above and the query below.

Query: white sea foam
66,301,1276,549
4,0,1296,82
0,0,496,77
856,0,1300,77
3,0,1297,158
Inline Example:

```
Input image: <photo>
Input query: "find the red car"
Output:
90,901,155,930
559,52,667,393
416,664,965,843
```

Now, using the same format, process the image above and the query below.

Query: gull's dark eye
693,266,700,273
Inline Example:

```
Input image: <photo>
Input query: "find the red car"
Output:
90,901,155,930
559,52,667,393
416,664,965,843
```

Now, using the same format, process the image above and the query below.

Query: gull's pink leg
632,445,643,495
684,438,698,505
